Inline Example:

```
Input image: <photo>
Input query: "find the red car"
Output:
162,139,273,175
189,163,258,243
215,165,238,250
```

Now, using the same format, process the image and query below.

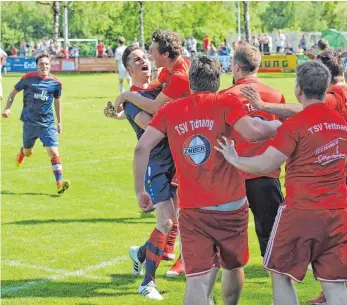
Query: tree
243,1,250,42
138,1,144,49
261,2,296,32
37,1,60,42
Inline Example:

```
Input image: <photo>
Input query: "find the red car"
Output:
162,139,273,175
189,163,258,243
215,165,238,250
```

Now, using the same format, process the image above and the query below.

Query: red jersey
221,76,285,180
149,92,247,208
158,57,190,100
327,83,347,121
271,103,347,210
96,44,105,56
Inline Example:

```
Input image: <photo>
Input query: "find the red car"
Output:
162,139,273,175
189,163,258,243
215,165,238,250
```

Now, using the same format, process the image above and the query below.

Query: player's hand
240,86,264,110
136,191,155,213
214,136,239,164
57,123,62,133
2,108,11,118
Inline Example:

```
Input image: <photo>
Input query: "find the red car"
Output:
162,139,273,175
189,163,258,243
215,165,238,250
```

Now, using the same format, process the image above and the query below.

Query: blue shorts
145,162,176,205
23,124,58,149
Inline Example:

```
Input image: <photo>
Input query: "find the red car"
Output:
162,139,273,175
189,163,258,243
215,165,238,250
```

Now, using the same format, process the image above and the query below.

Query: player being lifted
104,45,178,300
2,54,69,194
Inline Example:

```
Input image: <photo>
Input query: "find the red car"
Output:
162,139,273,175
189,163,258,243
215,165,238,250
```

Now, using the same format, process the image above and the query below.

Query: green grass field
1,72,322,305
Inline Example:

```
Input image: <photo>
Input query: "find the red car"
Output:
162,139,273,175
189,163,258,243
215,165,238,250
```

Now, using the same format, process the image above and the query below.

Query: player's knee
157,218,173,234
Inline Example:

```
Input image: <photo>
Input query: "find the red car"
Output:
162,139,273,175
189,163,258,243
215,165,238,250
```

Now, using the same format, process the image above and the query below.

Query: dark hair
35,54,50,64
233,42,261,73
189,55,220,92
296,61,331,101
316,50,345,83
318,39,330,51
118,36,125,45
122,45,141,68
152,29,181,59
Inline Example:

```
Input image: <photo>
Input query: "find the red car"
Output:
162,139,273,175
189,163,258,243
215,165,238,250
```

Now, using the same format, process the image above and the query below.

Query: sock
119,83,124,93
165,221,178,253
17,147,25,163
51,157,63,185
142,228,167,286
137,242,147,263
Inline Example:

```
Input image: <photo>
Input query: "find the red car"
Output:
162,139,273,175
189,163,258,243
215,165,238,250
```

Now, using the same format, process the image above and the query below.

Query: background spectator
263,33,272,54
19,39,27,57
257,34,263,52
275,30,286,53
203,35,211,53
251,36,260,49
208,42,218,56
318,39,330,52
300,35,307,51
96,40,105,58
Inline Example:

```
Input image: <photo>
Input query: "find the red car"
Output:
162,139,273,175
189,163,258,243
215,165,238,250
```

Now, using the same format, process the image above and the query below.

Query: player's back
221,76,285,179
278,103,347,210
115,46,127,71
150,92,246,208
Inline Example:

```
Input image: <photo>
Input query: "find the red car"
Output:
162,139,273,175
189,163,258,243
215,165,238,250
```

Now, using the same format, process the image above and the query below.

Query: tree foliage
1,1,346,50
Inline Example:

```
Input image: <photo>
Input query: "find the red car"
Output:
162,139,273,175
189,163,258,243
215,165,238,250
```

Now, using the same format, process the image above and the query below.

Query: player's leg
41,127,69,194
17,124,38,166
180,208,217,305
246,177,283,257
221,268,244,305
321,282,347,305
207,267,220,305
119,77,124,93
185,271,211,305
270,272,299,305
163,192,179,261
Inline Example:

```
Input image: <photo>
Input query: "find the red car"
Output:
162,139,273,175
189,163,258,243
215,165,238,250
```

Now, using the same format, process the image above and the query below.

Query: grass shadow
1,190,60,198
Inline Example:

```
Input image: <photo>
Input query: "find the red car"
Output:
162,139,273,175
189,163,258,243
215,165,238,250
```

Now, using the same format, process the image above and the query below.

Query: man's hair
316,50,345,83
36,53,50,64
152,29,181,59
189,55,220,92
122,45,141,68
233,42,261,73
318,39,330,51
296,61,331,101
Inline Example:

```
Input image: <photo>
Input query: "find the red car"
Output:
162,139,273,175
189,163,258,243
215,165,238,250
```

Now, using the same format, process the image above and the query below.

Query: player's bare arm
234,115,282,142
215,137,287,174
117,91,172,114
133,126,165,212
2,89,19,118
241,86,303,119
54,98,62,133
133,111,153,130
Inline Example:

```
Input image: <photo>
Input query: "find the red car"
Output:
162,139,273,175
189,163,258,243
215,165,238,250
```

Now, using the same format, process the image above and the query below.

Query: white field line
2,155,127,174
2,255,128,294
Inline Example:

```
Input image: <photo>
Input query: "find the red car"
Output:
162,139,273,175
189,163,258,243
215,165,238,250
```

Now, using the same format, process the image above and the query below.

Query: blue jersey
15,72,62,127
123,90,173,165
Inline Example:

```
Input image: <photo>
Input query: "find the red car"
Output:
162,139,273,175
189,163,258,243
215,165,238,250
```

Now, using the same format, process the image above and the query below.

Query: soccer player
0,46,7,100
114,29,190,114
216,60,347,305
133,55,282,305
220,42,285,260
115,36,132,93
104,45,178,300
1,54,69,194
240,50,347,121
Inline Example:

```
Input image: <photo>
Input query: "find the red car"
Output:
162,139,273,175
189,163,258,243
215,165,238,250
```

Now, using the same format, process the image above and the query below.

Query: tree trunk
138,1,144,49
243,1,250,42
53,1,60,42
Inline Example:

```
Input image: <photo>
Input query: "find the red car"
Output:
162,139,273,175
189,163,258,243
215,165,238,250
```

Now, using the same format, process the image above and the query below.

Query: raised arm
240,86,303,119
2,89,19,118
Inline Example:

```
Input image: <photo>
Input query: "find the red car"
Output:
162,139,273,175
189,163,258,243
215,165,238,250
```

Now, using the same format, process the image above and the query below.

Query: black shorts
246,177,284,257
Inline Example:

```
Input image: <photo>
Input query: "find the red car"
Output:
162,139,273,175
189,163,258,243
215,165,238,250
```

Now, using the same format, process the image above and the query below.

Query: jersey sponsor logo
313,137,347,165
34,90,49,101
183,134,211,166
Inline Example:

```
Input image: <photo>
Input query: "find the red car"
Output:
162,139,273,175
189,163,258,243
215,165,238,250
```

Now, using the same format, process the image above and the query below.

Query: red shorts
178,204,249,277
264,205,347,283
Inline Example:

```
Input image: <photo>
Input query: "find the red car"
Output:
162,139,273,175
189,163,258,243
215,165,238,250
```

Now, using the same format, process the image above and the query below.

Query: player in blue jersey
104,45,177,300
2,54,69,194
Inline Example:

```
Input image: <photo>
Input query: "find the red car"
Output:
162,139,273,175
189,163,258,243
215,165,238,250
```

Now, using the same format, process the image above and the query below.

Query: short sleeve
148,103,168,135
162,73,189,100
53,82,62,98
123,102,143,121
221,93,247,126
115,49,121,61
270,120,297,157
14,77,27,92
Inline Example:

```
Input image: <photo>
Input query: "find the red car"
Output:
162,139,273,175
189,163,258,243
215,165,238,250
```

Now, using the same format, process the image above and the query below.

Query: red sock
165,221,178,254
